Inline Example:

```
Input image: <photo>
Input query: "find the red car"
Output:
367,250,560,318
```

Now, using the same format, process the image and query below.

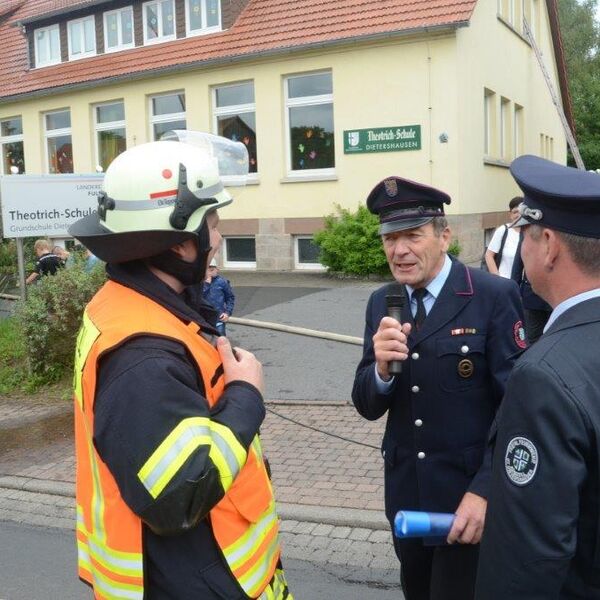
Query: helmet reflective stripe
110,182,224,211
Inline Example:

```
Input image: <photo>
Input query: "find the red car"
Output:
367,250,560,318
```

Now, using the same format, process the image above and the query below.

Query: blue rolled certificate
394,510,455,538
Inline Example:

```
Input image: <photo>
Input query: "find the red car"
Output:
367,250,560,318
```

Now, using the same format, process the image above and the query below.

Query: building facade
0,0,573,269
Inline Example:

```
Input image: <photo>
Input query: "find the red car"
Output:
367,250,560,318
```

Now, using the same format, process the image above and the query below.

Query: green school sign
343,125,421,154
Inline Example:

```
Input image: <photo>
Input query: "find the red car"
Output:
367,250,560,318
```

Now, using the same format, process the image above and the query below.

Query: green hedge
14,259,106,385
314,205,390,276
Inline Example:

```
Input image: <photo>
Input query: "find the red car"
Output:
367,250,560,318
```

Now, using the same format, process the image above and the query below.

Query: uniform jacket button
412,352,420,360
415,419,423,427
461,345,469,354
411,385,420,393
417,451,426,459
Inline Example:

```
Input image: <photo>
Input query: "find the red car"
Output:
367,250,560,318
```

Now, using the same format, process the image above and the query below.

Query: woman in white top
484,197,522,278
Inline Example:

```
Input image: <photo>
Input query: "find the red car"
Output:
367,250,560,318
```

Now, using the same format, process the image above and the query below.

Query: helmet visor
161,130,249,187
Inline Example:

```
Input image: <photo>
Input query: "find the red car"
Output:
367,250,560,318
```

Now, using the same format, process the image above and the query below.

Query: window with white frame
186,0,221,35
285,72,335,174
500,97,510,160
213,82,258,174
0,117,25,174
45,110,73,173
34,24,61,67
143,0,176,44
484,88,495,156
95,102,127,171
150,92,186,140
513,104,523,157
68,15,96,60
104,6,134,52
224,237,256,268
294,236,324,270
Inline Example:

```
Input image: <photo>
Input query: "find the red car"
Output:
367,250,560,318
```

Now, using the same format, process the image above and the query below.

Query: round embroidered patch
505,437,538,486
513,320,527,349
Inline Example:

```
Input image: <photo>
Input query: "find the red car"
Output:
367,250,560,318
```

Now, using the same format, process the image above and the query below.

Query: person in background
25,239,62,284
352,175,525,600
53,245,72,268
83,247,100,272
203,258,235,336
476,156,600,598
510,230,552,344
484,197,523,277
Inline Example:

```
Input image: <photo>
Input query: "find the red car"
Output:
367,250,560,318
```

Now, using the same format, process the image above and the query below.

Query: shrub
313,205,389,276
15,260,106,383
0,317,28,393
448,238,462,258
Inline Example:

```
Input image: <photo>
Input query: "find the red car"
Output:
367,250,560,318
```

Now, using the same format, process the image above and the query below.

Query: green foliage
448,238,462,257
313,205,389,276
14,261,106,385
0,317,29,393
558,0,600,169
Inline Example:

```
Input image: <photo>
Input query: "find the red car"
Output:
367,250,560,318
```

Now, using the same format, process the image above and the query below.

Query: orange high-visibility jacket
74,280,287,599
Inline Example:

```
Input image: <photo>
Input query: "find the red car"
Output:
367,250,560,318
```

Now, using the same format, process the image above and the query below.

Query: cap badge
384,178,398,198
505,437,538,486
521,206,543,221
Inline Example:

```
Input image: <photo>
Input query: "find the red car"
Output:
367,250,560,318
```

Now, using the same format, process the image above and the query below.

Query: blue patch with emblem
505,437,538,486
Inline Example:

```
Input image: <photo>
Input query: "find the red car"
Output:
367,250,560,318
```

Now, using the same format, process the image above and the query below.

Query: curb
0,475,389,531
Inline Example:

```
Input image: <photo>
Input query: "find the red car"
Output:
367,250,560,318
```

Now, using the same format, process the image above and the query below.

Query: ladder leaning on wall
522,18,585,170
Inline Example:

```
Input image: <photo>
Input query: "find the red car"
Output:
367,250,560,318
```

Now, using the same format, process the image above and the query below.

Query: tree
558,0,600,169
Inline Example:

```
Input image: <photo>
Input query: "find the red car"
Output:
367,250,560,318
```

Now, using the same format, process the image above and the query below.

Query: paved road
0,520,402,600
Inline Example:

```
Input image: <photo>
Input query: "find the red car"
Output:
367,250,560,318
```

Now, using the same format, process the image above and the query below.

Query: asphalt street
229,283,378,402
0,521,401,600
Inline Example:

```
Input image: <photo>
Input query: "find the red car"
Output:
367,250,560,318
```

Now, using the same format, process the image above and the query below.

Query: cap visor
379,217,434,235
509,216,530,228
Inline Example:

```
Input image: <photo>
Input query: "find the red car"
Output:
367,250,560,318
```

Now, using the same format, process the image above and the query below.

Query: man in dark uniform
352,176,525,600
510,231,552,344
476,155,600,599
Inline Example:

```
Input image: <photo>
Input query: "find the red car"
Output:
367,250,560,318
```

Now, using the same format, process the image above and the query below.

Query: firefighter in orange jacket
69,136,292,600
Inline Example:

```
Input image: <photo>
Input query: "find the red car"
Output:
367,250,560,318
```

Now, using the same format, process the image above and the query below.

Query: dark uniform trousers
352,260,525,600
395,538,479,600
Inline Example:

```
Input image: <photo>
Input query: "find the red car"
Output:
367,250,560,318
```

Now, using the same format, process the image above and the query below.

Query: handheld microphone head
385,284,406,310
385,284,406,376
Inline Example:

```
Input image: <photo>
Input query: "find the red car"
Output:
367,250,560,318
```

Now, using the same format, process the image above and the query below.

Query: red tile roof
0,0,574,133
0,0,476,102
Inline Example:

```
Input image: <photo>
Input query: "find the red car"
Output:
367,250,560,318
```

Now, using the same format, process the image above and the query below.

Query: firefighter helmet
69,135,247,263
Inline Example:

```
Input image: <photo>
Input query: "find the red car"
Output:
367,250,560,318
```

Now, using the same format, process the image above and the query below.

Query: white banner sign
1,174,103,238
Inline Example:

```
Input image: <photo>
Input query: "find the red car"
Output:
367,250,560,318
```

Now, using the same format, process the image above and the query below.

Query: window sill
496,15,531,46
280,173,338,184
483,157,511,169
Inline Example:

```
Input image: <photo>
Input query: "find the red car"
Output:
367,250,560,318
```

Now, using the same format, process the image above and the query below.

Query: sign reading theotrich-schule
0,174,103,238
344,125,421,154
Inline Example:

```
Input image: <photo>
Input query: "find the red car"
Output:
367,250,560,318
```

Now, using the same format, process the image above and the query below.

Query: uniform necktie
413,288,428,330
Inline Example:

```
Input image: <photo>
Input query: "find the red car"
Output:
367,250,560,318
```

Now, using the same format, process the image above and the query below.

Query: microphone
385,284,406,375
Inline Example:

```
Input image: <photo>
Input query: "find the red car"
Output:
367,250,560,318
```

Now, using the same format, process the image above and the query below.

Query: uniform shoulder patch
513,321,527,349
505,437,538,486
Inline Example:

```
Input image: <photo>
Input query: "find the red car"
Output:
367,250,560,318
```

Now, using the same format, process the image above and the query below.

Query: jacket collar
107,261,219,334
544,296,600,336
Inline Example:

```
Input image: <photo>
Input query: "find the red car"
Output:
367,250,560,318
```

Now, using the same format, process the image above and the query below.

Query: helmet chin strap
147,220,211,287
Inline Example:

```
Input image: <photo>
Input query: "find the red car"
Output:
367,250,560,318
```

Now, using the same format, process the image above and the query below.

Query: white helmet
69,135,246,263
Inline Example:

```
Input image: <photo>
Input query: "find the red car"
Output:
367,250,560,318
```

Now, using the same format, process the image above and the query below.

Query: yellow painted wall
0,4,566,223
455,0,567,215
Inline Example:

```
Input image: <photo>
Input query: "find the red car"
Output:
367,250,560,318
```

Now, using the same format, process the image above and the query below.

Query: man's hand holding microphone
374,285,412,381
